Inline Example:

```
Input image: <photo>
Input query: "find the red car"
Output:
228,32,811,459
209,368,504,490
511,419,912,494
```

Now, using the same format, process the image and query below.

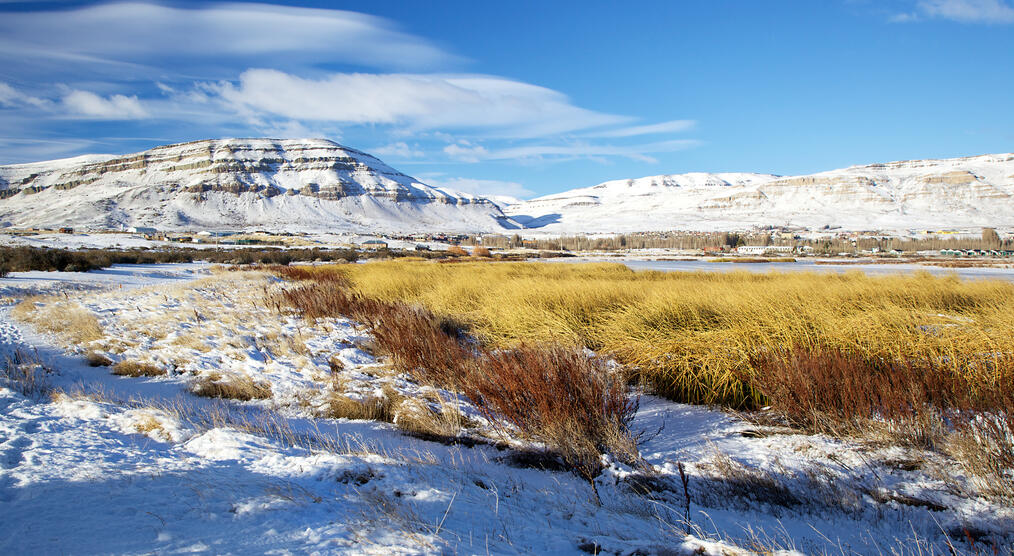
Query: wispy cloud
209,69,630,138
373,141,425,159
584,119,695,138
0,2,456,79
443,142,489,162
0,2,701,166
445,139,702,164
0,82,48,108
892,0,1014,23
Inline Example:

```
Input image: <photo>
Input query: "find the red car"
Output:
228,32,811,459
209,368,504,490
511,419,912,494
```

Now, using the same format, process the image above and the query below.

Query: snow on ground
0,262,209,299
1,264,1012,554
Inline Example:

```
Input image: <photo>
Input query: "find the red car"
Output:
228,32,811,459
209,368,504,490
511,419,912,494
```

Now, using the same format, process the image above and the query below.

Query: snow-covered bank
0,262,209,299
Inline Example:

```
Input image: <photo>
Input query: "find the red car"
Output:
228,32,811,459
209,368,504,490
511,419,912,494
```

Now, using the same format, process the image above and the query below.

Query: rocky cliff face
504,154,1014,233
0,139,515,233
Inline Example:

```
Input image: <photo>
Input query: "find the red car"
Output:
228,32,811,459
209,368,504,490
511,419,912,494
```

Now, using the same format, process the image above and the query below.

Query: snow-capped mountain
0,138,517,233
2,142,1012,234
505,153,1014,233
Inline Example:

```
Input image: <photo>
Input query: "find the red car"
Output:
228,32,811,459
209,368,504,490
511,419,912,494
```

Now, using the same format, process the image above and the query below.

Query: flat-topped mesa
0,139,510,233
0,138,494,206
504,152,1014,233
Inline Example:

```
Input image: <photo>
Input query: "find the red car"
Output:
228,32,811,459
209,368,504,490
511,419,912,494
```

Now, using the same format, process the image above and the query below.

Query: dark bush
0,245,360,273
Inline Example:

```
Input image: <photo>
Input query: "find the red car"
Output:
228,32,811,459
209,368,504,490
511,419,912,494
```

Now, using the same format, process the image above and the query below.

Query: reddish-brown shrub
275,270,640,478
462,345,638,478
744,348,1014,446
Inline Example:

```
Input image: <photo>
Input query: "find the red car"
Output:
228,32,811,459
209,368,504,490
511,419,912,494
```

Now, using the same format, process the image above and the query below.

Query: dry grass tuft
190,373,273,401
324,388,401,422
111,360,166,377
133,415,169,440
1,349,52,399
948,413,1014,501
12,297,104,345
395,396,479,440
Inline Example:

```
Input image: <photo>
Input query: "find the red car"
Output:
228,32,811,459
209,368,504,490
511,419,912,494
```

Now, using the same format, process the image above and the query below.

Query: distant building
58,227,74,234
362,239,388,250
736,245,793,255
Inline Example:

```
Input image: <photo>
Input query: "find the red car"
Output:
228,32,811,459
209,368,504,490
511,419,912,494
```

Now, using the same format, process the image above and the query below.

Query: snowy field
1,264,1012,554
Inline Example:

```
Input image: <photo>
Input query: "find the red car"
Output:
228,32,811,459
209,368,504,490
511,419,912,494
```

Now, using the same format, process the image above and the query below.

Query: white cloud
585,119,695,138
209,69,629,138
443,142,490,162
62,90,148,119
0,4,705,165
0,82,48,108
443,139,701,163
0,2,456,76
894,0,1014,22
373,142,424,159
422,176,534,199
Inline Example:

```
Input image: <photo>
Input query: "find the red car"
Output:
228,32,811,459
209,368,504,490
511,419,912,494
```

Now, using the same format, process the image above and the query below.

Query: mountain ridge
504,152,1014,233
2,140,1012,234
0,138,516,233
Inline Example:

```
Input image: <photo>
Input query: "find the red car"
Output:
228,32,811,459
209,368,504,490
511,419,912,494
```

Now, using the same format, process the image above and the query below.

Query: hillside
504,153,1014,233
0,139,517,234
3,143,1013,234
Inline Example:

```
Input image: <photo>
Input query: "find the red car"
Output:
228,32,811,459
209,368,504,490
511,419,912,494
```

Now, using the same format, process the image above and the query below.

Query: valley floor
0,265,1011,554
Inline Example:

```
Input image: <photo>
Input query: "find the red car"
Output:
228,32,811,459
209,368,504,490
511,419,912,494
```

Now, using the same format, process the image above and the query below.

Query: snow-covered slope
4,144,1013,234
0,138,517,233
506,154,1014,233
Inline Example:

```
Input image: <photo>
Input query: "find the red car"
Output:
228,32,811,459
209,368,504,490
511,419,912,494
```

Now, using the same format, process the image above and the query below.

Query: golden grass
11,297,103,345
111,360,166,377
300,260,1014,407
190,373,273,401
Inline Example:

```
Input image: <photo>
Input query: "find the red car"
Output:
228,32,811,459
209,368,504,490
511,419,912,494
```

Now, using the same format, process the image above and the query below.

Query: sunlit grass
301,260,1014,408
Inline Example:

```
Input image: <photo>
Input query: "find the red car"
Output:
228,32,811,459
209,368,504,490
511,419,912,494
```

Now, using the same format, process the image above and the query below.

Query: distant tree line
0,246,361,277
464,229,1012,255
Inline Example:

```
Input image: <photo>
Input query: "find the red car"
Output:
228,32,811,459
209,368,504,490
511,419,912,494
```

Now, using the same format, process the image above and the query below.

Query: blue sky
1,0,1012,198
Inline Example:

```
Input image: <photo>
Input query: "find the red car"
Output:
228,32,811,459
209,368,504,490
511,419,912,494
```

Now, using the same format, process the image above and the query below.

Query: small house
362,239,388,250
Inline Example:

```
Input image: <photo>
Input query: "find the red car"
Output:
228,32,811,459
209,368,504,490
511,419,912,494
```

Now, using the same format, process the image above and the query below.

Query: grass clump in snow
0,349,52,399
190,373,273,401
111,360,166,378
324,384,402,423
11,297,103,345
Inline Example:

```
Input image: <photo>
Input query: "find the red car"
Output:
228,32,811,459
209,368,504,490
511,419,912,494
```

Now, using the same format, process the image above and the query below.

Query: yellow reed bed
312,260,1014,407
